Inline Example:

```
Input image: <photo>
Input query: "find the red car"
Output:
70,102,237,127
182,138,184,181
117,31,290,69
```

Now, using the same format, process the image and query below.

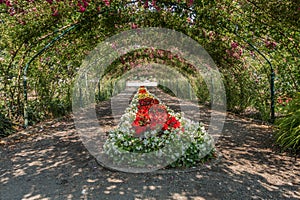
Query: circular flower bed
103,86,215,168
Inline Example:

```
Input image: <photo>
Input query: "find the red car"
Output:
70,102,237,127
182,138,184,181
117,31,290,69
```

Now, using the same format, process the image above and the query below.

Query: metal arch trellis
23,25,78,128
22,6,116,128
235,25,275,123
21,1,176,128
22,3,276,128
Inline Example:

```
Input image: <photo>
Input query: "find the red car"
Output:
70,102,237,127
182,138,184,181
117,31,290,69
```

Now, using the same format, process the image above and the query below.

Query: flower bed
103,86,215,168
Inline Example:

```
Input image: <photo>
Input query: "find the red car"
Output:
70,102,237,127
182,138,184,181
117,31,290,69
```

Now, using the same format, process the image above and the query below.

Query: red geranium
139,88,147,94
138,86,147,94
152,99,159,104
132,87,181,136
162,116,181,131
149,105,167,121
149,104,168,130
139,97,153,106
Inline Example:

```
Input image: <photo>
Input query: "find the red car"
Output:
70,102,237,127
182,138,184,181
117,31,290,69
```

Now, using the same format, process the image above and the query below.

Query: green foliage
0,0,299,135
275,93,300,152
0,112,14,138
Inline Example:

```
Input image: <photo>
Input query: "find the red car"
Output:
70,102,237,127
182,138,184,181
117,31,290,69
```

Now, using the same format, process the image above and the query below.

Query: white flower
136,146,142,150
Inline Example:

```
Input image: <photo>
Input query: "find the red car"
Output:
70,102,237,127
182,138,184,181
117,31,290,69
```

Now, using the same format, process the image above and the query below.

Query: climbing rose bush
0,0,194,16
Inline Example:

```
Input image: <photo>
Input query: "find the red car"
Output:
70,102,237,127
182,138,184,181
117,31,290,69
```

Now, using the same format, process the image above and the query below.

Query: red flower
103,0,110,6
162,124,169,131
78,5,86,12
139,89,147,94
149,122,158,130
131,23,138,29
52,8,59,16
149,104,167,123
152,99,159,104
231,42,238,49
132,87,181,136
83,0,89,7
133,126,147,135
144,0,149,9
5,0,12,7
164,116,181,130
139,97,153,106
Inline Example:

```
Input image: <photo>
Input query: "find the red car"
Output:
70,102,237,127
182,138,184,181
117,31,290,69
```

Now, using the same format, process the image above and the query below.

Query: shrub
275,92,300,153
0,112,14,138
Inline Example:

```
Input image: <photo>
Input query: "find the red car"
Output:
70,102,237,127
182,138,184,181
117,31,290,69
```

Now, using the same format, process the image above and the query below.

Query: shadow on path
0,88,299,200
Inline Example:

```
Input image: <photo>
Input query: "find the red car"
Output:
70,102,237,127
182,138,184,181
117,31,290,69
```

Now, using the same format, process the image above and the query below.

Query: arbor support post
23,25,77,128
235,25,275,123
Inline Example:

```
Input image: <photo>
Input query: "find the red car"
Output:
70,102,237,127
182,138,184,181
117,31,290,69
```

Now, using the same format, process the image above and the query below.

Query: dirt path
0,88,299,200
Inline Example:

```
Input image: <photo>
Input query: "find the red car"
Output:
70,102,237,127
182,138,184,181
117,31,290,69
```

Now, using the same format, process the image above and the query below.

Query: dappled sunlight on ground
0,89,299,199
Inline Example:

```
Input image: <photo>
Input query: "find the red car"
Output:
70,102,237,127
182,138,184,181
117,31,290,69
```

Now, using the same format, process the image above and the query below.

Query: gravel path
0,88,299,200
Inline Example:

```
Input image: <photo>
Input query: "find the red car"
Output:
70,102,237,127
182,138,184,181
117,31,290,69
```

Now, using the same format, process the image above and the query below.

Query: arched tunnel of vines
0,0,299,199
2,1,298,141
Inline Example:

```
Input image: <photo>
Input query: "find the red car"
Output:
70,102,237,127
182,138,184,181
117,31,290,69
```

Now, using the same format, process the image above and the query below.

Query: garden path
0,87,299,199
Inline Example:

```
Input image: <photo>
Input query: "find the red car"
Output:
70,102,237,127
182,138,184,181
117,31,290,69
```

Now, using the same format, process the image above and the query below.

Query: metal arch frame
235,25,275,123
23,5,276,128
23,25,78,128
22,6,115,128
